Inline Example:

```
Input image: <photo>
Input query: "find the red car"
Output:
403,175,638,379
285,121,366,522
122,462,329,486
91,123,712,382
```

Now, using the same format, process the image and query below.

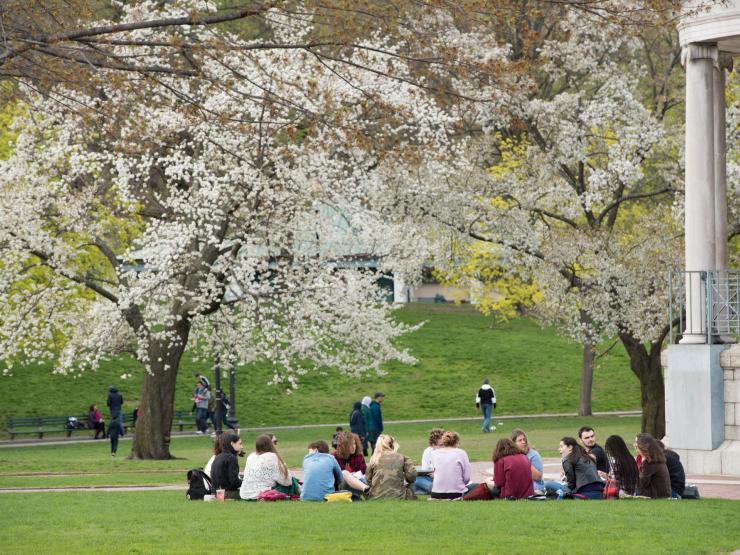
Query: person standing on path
191,377,211,434
349,401,367,454
107,386,123,423
368,392,385,453
475,378,496,433
360,396,372,456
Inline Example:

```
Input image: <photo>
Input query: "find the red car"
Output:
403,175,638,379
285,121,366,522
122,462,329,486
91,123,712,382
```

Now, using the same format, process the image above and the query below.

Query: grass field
0,305,641,435
1,492,738,554
0,416,641,488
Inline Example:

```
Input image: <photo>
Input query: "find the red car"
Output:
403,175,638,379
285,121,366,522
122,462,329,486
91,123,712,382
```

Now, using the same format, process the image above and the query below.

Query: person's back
107,387,123,417
349,402,366,438
366,451,416,500
431,444,471,496
639,460,672,498
664,449,686,496
301,443,342,501
563,455,602,493
494,453,534,499
240,451,289,500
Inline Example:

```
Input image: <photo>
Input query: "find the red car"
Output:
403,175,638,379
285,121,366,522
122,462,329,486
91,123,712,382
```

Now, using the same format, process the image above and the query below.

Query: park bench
7,410,198,439
7,412,135,440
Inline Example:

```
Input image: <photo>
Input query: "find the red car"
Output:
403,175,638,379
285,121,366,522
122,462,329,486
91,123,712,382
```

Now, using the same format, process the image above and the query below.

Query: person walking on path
368,392,385,453
349,401,367,453
360,396,372,455
108,414,124,457
475,378,496,433
191,377,211,434
106,386,123,422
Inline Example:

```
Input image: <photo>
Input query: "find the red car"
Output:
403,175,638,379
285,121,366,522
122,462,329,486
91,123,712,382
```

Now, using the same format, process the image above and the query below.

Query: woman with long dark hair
635,433,671,498
604,435,639,496
87,404,105,439
559,436,604,499
210,432,243,500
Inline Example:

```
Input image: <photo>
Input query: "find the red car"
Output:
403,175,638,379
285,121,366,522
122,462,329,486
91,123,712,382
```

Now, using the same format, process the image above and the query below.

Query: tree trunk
619,332,665,438
579,342,594,416
131,321,191,459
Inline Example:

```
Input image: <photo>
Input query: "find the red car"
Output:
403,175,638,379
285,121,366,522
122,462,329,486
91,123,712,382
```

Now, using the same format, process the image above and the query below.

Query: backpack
186,469,212,500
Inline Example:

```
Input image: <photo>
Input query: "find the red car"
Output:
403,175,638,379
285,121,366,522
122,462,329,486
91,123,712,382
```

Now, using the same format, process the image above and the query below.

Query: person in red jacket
492,438,534,499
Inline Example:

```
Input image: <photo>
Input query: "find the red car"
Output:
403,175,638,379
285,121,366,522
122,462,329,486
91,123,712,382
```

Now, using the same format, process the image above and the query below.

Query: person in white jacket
239,434,296,500
475,378,496,433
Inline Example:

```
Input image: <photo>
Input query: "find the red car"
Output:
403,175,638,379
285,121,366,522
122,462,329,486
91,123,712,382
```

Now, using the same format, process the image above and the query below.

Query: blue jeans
195,408,208,432
544,480,571,497
481,404,492,432
414,475,433,494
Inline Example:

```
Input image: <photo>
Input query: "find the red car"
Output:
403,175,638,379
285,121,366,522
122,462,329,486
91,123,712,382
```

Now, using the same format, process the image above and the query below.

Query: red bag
257,489,290,502
602,478,619,500
463,483,493,501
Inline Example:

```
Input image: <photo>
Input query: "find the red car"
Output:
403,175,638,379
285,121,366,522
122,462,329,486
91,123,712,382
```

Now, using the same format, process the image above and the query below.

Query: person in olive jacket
210,433,244,500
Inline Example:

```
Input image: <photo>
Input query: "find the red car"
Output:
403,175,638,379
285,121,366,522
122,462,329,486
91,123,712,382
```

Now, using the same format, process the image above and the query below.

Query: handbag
463,482,493,501
682,484,700,499
257,489,290,502
324,491,353,503
602,478,620,500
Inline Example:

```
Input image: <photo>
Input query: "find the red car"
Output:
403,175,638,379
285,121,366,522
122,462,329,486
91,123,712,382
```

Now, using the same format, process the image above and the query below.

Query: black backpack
186,469,212,500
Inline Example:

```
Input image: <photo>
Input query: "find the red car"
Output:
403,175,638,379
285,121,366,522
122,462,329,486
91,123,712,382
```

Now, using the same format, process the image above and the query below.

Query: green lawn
1,492,738,554
0,416,641,488
0,305,641,436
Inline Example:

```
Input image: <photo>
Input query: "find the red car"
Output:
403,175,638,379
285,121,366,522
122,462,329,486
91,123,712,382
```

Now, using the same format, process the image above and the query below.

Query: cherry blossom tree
0,1,510,458
402,9,691,436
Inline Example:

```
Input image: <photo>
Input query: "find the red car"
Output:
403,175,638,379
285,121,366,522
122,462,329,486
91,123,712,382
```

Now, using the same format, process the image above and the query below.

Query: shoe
111,453,116,457
195,431,204,435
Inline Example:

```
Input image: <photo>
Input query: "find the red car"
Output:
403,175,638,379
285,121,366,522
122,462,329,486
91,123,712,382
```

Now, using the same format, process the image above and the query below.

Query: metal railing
668,270,740,344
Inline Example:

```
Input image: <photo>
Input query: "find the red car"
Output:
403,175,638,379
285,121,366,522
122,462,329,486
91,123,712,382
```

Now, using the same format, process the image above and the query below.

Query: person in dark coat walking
108,414,124,457
368,392,385,453
107,386,123,421
349,401,367,455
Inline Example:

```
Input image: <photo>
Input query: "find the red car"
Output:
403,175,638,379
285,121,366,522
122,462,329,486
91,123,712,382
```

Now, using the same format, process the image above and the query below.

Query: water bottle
556,489,564,500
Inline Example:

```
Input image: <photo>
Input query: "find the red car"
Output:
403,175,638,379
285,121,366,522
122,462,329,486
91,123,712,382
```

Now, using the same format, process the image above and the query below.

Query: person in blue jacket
301,440,343,501
368,392,385,453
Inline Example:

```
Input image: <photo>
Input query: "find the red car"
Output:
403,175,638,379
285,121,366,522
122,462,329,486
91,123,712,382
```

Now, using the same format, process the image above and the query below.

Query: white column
393,273,410,303
714,53,731,270
681,43,717,343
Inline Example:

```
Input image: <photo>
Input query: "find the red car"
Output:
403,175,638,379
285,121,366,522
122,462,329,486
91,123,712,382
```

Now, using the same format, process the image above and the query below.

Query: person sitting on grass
240,434,297,500
603,435,639,497
491,438,535,499
414,428,445,495
210,433,243,500
510,428,544,495
430,431,471,500
333,431,369,499
635,434,672,499
658,440,686,499
365,434,417,500
559,436,604,499
301,440,343,502
203,435,223,490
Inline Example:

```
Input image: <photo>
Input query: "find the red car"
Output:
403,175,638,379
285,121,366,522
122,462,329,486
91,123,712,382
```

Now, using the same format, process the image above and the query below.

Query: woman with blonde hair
430,431,471,500
239,434,297,500
365,434,417,500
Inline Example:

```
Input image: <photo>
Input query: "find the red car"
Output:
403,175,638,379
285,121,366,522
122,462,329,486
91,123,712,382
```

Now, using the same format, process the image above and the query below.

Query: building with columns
664,1,740,475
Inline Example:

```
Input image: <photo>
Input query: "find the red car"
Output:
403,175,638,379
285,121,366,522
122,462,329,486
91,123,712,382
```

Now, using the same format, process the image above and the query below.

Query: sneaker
195,431,204,435
111,453,116,457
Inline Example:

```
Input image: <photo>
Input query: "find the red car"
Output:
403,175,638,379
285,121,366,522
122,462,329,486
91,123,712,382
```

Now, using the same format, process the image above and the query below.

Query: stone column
714,53,732,270
681,43,718,343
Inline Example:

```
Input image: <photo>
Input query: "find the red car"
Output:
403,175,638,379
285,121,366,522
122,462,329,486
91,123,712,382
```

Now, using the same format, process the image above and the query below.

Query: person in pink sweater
430,431,471,499
492,438,535,499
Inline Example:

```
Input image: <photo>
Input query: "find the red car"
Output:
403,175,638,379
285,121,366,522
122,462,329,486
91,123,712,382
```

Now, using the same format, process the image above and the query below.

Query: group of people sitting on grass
202,424,686,502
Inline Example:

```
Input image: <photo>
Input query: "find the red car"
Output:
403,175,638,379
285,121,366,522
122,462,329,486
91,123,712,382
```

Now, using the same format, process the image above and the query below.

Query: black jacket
107,388,123,414
589,444,609,474
210,451,242,492
665,450,686,495
349,402,367,437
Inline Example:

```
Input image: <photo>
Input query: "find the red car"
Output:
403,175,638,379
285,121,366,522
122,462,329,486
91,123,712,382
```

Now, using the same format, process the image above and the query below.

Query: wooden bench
7,411,198,439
